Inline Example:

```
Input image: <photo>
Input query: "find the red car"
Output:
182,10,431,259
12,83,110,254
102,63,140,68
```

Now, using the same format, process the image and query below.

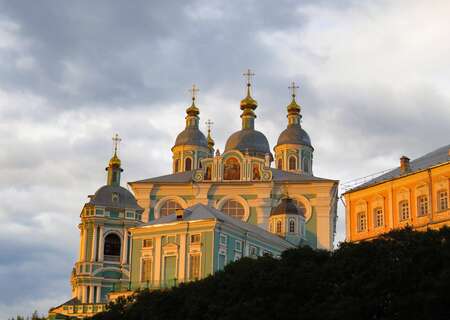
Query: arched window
104,233,121,262
270,222,274,233
289,219,295,233
185,158,192,171
276,221,282,234
160,200,183,217
357,212,367,232
373,207,384,228
220,199,245,220
288,156,296,170
223,157,240,180
204,165,212,180
174,159,180,173
277,158,282,169
399,200,409,221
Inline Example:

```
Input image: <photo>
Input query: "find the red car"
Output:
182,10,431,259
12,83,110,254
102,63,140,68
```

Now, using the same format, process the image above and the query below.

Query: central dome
225,129,271,158
276,125,312,148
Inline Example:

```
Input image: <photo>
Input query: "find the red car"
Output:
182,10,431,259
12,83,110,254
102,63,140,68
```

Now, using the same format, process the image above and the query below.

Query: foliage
91,227,450,320
8,311,46,320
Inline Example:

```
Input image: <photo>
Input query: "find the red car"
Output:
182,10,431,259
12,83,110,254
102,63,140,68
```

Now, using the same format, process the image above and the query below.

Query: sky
1,0,449,317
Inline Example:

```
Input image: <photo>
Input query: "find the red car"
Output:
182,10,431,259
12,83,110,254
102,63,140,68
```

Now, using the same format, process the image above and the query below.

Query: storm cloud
1,0,449,317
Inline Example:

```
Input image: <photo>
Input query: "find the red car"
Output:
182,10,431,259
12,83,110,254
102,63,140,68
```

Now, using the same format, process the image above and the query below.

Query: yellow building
343,145,450,242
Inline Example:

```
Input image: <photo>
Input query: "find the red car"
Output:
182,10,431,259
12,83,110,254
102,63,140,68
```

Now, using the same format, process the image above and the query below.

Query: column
121,228,128,264
178,233,187,282
91,226,98,262
79,229,84,261
154,236,161,282
89,285,94,303
98,226,104,262
81,286,87,303
96,286,101,303
83,224,89,261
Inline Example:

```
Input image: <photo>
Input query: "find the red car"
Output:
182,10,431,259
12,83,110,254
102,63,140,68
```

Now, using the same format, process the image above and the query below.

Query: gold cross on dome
205,119,214,132
189,84,200,101
288,81,299,97
112,133,121,154
243,69,255,86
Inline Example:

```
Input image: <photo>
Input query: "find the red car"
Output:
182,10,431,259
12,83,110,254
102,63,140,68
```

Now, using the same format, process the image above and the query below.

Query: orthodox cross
243,69,255,86
189,84,200,102
205,119,214,133
288,81,299,98
112,133,121,155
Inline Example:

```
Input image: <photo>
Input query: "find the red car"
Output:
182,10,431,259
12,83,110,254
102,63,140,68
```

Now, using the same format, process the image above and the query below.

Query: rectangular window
249,245,258,257
235,240,242,252
190,234,201,244
438,190,448,211
141,258,152,282
189,254,200,280
373,207,384,228
220,234,227,245
357,212,367,232
218,254,226,270
399,201,410,221
126,211,134,219
95,209,104,216
417,195,429,216
143,239,153,248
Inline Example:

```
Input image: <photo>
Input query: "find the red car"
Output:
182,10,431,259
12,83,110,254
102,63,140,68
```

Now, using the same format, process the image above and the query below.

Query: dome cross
243,69,255,87
288,81,299,98
189,84,200,102
112,133,121,156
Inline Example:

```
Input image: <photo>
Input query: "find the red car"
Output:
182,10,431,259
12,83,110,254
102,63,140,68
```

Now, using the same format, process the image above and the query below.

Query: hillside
91,228,450,320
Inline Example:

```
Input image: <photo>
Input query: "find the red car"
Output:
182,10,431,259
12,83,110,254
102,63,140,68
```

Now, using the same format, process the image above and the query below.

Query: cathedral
49,71,338,319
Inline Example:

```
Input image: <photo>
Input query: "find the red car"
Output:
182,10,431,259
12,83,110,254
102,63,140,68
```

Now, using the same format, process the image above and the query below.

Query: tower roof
270,197,304,217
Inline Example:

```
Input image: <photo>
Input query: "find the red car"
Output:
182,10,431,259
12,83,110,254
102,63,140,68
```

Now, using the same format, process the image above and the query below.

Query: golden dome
186,100,200,116
109,153,121,167
287,95,301,113
240,85,258,110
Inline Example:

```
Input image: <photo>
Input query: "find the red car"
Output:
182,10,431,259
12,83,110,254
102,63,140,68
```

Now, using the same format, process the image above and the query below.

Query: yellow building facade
344,145,450,242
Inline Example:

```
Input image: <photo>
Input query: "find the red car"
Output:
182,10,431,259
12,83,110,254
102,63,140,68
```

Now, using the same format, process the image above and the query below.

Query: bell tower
71,134,143,305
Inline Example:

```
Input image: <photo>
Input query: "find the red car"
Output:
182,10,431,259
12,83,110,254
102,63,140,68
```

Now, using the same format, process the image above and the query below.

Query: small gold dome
109,153,121,167
186,100,200,116
240,85,258,110
287,96,301,113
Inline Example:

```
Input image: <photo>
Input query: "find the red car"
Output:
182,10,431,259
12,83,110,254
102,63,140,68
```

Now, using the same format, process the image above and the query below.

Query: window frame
288,155,297,171
190,234,201,244
417,195,429,217
373,207,384,228
356,212,367,232
399,200,410,221
438,190,448,211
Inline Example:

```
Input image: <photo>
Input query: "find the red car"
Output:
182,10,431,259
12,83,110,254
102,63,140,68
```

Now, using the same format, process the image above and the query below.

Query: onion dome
275,82,313,149
270,197,304,216
224,69,273,159
173,85,208,148
109,153,121,167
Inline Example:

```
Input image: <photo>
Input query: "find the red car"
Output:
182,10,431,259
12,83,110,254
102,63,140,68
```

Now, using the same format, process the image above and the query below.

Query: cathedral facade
130,76,338,250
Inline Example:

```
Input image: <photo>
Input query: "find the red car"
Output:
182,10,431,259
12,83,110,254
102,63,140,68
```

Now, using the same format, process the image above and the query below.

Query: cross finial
205,119,214,133
112,133,121,155
288,81,299,98
189,84,200,102
243,69,255,87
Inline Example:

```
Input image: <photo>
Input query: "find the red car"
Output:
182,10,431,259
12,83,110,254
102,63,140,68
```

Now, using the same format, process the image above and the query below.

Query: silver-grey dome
276,125,312,148
174,128,208,148
89,185,143,210
225,129,272,158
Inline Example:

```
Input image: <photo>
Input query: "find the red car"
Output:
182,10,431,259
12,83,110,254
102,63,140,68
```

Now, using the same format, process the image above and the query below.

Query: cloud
1,0,449,317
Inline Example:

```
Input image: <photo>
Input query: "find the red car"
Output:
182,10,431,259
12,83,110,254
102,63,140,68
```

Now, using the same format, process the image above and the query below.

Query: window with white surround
289,219,296,233
126,211,134,219
189,254,200,280
399,200,410,221
190,234,201,244
235,240,242,252
357,212,367,232
438,190,448,211
220,199,245,220
141,258,152,282
417,195,429,216
373,207,384,228
220,234,227,246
